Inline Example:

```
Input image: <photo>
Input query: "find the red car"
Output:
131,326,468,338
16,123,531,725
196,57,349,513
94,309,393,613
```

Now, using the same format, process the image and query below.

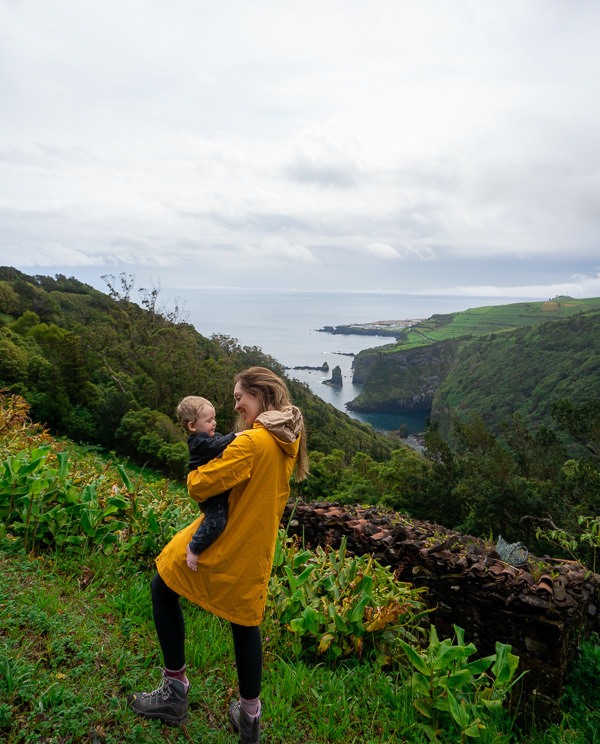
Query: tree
0,280,21,315
299,449,347,500
0,332,29,383
552,398,600,458
115,407,187,476
501,414,565,481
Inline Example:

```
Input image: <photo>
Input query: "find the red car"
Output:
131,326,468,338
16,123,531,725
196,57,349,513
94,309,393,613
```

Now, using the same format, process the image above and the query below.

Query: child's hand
186,545,198,571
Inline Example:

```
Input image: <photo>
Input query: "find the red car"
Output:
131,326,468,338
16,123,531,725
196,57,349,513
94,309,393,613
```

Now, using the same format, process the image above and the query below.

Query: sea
167,287,536,435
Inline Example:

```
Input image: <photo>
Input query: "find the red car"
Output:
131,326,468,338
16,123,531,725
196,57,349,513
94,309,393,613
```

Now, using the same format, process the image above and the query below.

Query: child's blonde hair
175,395,212,430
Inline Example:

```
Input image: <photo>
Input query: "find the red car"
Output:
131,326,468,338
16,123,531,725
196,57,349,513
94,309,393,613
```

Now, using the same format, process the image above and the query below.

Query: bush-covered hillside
433,310,600,437
349,298,600,438
2,268,597,567
0,267,396,475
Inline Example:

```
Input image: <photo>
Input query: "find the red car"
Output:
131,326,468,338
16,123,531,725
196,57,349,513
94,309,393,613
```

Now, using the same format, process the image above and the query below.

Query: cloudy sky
1,0,600,300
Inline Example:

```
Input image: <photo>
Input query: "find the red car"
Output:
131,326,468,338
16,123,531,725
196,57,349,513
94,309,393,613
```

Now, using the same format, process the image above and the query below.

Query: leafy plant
536,514,600,573
114,467,188,561
0,406,190,562
399,624,523,743
0,446,129,552
265,531,429,662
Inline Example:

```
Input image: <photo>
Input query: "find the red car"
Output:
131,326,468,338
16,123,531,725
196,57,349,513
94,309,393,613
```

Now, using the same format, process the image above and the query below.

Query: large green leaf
399,639,429,675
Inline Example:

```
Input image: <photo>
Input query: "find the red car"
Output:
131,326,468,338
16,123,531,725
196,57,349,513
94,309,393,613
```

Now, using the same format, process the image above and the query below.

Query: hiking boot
228,700,260,743
128,673,188,726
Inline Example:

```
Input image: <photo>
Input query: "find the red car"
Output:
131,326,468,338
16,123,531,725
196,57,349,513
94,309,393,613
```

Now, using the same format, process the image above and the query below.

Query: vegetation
298,409,600,565
349,299,600,441
3,266,594,560
2,397,598,742
1,269,599,741
1,267,597,559
0,393,189,567
399,625,523,743
267,532,428,662
382,297,600,352
0,267,396,473
433,310,600,437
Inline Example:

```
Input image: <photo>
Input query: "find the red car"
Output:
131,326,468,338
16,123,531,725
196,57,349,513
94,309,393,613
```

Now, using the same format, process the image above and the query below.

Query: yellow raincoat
156,407,302,626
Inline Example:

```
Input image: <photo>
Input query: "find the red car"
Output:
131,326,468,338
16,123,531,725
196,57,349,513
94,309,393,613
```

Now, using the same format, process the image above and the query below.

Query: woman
129,367,308,743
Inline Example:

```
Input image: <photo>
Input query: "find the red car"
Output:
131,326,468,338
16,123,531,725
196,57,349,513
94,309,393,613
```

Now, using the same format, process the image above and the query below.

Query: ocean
167,287,535,434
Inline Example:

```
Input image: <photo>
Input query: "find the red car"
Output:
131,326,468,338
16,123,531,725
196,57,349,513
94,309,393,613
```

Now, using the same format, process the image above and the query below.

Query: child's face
188,405,217,436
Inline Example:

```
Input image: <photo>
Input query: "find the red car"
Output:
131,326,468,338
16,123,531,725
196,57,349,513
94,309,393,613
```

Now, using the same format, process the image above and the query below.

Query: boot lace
138,675,172,701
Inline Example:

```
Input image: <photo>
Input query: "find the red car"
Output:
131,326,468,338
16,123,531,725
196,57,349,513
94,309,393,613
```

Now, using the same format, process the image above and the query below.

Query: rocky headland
347,339,460,415
317,318,423,337
289,361,329,372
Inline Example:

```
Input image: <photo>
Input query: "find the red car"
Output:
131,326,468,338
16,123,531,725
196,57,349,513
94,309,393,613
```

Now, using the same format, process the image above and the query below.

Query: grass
2,540,599,743
0,541,427,743
381,298,600,352
1,405,598,743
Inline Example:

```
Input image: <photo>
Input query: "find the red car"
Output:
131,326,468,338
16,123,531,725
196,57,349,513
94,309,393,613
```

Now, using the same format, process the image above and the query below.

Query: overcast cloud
1,0,599,299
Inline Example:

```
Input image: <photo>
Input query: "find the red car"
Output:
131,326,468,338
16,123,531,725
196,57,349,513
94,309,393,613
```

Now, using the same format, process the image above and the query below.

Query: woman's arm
187,432,254,503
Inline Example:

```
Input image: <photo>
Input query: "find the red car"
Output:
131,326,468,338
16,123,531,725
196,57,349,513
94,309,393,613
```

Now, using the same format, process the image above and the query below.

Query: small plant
399,624,523,743
536,515,600,573
527,558,551,583
265,530,429,662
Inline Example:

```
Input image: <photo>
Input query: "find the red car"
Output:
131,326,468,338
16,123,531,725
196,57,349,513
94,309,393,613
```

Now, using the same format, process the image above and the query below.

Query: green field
387,297,600,351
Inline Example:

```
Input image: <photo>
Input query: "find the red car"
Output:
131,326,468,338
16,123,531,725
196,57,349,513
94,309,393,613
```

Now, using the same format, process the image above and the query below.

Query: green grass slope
387,296,600,351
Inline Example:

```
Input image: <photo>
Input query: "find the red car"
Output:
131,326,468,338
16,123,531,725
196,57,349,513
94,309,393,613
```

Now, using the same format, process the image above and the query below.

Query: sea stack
323,364,343,387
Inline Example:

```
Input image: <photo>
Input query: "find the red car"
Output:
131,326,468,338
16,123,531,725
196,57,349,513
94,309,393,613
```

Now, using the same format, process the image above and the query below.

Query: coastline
317,318,424,336
173,287,537,434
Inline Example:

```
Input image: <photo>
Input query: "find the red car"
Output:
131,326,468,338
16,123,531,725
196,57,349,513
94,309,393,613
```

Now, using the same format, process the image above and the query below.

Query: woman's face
233,382,262,427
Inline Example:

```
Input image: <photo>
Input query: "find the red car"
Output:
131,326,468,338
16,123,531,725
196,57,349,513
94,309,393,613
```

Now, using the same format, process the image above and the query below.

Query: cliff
348,306,600,437
432,309,600,436
348,338,461,414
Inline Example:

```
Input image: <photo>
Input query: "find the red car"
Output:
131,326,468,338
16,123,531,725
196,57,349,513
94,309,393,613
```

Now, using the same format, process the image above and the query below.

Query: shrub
265,530,428,663
0,393,192,562
399,624,523,743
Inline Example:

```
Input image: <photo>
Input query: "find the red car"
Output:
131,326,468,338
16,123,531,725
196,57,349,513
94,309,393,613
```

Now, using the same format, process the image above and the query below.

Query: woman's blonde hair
234,366,309,481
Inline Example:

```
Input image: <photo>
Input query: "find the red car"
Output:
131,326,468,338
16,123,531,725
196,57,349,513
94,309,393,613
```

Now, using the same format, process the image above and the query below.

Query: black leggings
150,573,262,699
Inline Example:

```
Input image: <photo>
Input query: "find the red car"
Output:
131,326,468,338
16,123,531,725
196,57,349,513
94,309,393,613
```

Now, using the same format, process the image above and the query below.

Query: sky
1,0,600,300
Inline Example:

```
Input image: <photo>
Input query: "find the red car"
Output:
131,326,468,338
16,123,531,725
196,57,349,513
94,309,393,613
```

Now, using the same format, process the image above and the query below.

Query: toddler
175,396,237,571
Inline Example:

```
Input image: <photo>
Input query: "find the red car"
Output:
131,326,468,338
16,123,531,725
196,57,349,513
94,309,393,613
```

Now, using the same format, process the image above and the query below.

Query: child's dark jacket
187,431,236,472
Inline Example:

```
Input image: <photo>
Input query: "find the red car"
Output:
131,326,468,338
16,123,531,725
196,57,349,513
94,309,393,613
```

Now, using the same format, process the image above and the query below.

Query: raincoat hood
255,405,303,446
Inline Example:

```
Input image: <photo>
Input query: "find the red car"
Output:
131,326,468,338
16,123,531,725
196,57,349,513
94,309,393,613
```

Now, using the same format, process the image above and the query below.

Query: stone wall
281,500,599,722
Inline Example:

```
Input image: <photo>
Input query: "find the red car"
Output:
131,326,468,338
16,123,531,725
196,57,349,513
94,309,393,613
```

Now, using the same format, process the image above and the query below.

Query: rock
323,364,343,387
